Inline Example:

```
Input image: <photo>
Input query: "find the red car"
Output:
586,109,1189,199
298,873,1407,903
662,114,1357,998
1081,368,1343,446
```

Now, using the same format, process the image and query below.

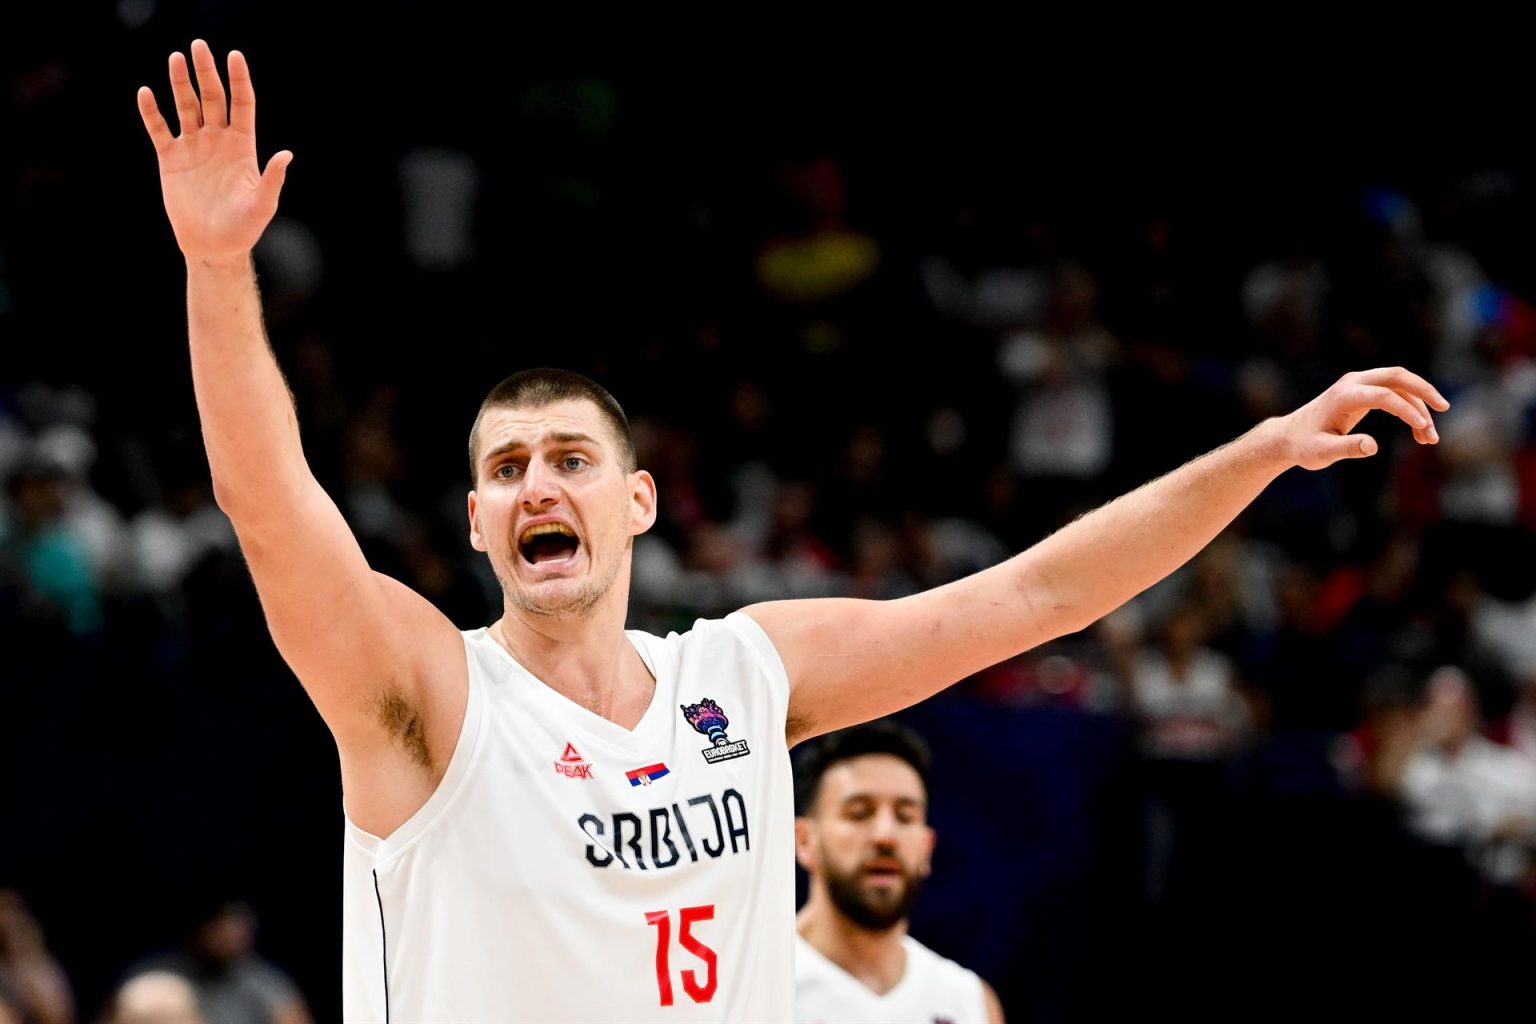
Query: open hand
1280,367,1449,470
138,39,292,263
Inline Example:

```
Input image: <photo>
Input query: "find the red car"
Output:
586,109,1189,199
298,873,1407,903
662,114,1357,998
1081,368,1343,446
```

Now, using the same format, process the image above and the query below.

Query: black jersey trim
373,869,390,1023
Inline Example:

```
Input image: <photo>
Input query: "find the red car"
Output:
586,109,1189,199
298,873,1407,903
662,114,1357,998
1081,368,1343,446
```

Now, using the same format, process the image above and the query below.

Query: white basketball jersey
341,613,796,1023
795,933,990,1024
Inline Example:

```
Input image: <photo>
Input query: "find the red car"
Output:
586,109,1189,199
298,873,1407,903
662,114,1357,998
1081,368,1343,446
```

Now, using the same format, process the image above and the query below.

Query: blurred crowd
7,6,1536,1020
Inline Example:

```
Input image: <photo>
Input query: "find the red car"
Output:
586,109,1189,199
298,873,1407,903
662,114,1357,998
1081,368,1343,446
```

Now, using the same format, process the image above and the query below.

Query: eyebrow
480,431,602,467
842,794,926,808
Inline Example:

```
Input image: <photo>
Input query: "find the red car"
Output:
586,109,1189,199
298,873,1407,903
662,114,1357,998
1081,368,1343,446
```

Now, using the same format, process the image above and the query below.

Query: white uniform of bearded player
136,38,1450,1022
794,721,1004,1024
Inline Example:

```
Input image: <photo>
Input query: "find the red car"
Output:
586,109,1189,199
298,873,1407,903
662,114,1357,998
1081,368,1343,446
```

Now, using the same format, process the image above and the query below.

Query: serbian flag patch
625,763,670,787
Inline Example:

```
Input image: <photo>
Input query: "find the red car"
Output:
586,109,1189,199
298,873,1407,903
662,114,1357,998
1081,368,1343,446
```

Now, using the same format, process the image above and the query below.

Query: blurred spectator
0,890,74,1024
756,479,841,593
31,425,131,595
754,158,879,308
399,147,480,274
109,972,204,1024
1241,249,1327,357
998,265,1119,539
1118,603,1251,763
1388,667,1536,887
1437,389,1521,525
1244,564,1357,733
920,206,1050,331
134,902,310,1024
0,455,102,635
342,386,410,545
1105,603,1251,907
128,474,234,602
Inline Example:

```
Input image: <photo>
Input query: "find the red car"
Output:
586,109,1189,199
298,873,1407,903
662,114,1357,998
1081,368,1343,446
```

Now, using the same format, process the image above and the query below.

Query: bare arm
982,978,1006,1024
748,368,1448,744
139,42,463,829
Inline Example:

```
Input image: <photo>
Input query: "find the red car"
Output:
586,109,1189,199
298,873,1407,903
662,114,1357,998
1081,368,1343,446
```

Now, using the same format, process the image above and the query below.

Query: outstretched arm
747,368,1448,745
139,42,463,832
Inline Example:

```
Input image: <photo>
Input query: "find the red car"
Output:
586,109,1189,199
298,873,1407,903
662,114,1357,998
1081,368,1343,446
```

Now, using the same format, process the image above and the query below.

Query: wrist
1246,416,1299,472
184,252,255,276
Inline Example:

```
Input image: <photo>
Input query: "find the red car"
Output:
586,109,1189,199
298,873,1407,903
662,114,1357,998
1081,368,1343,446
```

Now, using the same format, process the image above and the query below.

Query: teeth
519,522,578,545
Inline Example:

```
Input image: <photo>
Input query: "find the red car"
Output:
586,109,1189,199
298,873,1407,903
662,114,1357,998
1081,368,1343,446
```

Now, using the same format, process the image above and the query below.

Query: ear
794,816,816,872
629,469,658,536
467,490,486,552
919,826,936,878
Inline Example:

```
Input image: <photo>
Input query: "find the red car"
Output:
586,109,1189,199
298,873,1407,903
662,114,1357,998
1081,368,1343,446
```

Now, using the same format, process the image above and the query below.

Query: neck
796,890,908,997
493,579,652,728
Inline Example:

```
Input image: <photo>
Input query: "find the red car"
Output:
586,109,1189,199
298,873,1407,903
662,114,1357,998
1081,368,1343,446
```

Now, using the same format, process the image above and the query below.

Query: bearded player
794,722,1004,1023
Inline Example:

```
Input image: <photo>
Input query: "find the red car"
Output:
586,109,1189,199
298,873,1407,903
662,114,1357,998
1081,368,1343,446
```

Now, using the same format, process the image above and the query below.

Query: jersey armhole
344,630,486,864
722,610,792,713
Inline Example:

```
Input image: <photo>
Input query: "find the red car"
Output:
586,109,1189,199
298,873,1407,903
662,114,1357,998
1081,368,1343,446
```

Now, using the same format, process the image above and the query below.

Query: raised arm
747,368,1448,745
138,42,464,832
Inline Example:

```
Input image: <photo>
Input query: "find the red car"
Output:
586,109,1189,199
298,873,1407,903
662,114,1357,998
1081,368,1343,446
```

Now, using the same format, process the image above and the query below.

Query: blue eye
563,456,587,471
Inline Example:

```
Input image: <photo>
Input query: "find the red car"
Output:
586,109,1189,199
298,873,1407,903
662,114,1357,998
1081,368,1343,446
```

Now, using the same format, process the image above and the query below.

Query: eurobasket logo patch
681,698,751,764
625,763,670,787
555,742,594,780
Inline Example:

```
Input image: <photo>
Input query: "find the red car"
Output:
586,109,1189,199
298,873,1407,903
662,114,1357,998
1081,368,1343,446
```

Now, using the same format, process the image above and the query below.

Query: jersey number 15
645,905,718,1006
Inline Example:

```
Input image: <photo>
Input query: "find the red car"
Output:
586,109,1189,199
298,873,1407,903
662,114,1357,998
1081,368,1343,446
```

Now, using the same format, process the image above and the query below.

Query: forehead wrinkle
479,429,604,468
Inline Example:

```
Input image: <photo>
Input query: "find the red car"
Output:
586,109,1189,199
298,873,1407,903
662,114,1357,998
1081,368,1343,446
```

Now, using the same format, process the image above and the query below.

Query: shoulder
902,936,1004,1024
901,934,974,979
901,936,995,1007
634,614,788,681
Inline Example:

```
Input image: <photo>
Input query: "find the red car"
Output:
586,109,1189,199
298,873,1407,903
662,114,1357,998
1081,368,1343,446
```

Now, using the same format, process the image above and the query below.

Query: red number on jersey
645,905,717,1006
677,905,718,1003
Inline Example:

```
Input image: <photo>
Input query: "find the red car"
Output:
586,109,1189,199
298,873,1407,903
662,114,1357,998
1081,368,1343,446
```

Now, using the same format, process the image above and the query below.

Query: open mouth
518,522,581,565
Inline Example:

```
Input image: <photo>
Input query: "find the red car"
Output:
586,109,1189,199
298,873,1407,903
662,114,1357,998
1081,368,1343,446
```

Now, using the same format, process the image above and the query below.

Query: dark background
6,5,1536,1022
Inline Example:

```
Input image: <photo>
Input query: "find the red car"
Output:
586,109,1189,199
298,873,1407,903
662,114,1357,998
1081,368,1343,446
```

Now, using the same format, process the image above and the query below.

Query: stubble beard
499,538,630,620
821,853,925,932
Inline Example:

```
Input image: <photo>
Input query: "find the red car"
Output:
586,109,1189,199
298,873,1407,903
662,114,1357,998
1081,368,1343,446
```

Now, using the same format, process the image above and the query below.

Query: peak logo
555,742,594,780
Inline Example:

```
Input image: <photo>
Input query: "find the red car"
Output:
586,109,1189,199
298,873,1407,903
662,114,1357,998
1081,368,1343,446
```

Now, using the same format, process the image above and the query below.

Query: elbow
210,475,241,516
1013,560,1094,640
210,468,309,528
211,474,261,521
1050,604,1100,642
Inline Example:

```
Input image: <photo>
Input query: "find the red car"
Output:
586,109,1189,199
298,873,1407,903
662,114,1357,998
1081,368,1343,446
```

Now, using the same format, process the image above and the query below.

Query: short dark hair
793,719,932,816
467,368,637,481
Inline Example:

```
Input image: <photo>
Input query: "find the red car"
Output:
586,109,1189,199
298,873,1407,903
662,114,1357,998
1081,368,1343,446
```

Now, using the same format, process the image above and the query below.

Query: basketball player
794,722,1004,1023
136,40,1447,1023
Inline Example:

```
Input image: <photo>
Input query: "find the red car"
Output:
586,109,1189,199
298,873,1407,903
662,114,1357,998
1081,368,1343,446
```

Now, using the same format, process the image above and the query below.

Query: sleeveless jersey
794,933,990,1024
341,613,796,1023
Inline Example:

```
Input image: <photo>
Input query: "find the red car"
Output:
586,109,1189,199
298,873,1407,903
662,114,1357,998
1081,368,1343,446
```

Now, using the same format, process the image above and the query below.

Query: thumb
259,149,293,204
1322,432,1378,463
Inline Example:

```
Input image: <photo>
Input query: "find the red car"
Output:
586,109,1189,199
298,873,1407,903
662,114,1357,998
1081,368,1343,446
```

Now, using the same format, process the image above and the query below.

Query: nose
520,458,561,509
869,807,901,844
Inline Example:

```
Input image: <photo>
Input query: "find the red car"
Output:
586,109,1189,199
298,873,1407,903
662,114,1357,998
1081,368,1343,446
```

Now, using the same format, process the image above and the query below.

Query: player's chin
514,577,602,617
859,875,910,900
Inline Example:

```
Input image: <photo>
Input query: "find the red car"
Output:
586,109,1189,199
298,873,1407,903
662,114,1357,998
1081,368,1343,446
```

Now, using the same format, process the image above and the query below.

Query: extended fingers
1344,383,1429,431
1404,391,1439,444
227,50,255,135
137,86,173,153
190,39,228,129
168,51,201,135
1350,366,1450,411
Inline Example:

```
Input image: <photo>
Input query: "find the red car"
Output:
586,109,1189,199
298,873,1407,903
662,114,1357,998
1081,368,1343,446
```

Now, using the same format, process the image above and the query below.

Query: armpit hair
376,689,433,770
